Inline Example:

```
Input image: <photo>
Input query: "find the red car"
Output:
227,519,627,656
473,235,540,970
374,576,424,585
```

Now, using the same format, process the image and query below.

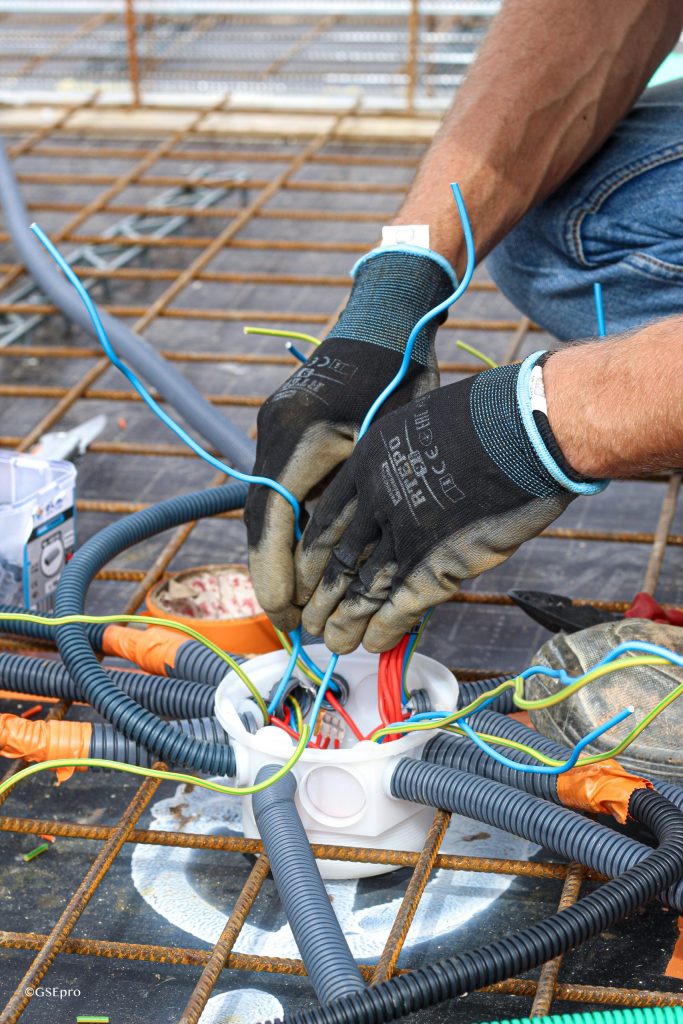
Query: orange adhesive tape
101,624,183,675
0,713,91,782
556,758,653,824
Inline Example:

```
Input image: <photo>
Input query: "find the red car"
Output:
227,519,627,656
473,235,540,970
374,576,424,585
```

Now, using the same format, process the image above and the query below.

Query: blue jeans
487,79,683,339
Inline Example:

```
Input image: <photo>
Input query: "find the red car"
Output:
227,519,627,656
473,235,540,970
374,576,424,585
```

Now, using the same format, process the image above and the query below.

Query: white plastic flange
214,646,458,879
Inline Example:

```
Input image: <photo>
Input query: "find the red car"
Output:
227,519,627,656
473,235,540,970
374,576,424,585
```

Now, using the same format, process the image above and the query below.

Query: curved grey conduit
252,765,366,1006
0,141,255,472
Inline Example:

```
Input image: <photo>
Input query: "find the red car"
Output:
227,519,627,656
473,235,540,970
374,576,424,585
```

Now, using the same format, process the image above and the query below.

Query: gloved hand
294,352,607,653
245,245,457,631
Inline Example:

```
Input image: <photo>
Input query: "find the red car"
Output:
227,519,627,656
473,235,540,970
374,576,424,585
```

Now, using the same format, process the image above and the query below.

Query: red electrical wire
325,689,365,742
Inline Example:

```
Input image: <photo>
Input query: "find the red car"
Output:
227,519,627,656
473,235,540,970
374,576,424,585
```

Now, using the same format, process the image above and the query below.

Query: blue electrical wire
268,630,303,716
456,707,633,775
357,182,476,440
396,704,633,774
593,281,606,338
307,652,339,745
286,340,308,364
30,223,304,541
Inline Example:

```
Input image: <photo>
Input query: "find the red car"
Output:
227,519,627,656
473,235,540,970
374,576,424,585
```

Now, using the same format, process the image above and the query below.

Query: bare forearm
544,317,683,479
395,0,681,272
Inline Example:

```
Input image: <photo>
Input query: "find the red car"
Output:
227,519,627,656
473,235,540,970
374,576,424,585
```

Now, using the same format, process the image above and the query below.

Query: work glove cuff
326,246,457,368
472,351,609,498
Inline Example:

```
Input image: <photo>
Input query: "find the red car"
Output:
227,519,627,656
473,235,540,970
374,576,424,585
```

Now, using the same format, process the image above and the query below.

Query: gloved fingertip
266,604,302,635
362,622,407,654
323,621,360,656
301,603,326,640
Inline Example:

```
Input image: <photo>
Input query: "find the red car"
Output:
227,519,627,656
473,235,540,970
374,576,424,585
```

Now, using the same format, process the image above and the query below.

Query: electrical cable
368,646,679,744
0,141,254,472
0,729,309,803
53,483,255,776
253,763,366,1004
0,609,266,721
0,651,217,719
455,339,498,368
307,653,339,745
357,183,475,440
594,281,606,337
268,787,683,1024
31,223,304,540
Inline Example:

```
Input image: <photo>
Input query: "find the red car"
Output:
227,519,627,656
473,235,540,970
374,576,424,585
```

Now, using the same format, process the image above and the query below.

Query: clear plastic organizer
0,450,76,610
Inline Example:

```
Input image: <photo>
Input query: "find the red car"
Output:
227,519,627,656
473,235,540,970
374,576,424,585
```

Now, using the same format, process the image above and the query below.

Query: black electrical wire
0,141,255,472
270,787,683,1024
415,744,683,912
456,676,515,713
54,483,248,776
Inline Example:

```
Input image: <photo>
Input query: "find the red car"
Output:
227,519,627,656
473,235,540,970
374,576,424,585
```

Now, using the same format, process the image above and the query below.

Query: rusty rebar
124,0,142,106
372,809,451,983
178,854,272,1024
0,768,162,1024
529,862,585,1016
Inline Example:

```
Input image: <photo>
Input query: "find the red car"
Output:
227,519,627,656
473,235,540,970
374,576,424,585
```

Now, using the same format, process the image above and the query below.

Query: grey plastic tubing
0,140,255,472
446,708,683,815
55,483,249,776
89,716,229,767
253,764,366,1006
392,756,683,913
0,651,216,719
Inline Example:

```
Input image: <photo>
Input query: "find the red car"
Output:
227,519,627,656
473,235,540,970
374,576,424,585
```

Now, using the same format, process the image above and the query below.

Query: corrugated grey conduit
252,765,366,1006
429,708,683,814
0,651,217,718
89,716,230,767
0,140,256,473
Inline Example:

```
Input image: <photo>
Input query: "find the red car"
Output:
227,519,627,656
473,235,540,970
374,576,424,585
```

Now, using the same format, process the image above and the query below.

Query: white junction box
215,646,458,879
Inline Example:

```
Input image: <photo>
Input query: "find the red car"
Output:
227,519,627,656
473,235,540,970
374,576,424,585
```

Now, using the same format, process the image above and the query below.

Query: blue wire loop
29,222,304,541
357,182,476,441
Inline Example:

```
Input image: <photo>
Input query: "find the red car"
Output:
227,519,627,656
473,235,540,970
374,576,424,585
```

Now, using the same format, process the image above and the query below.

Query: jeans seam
565,142,683,268
625,251,683,281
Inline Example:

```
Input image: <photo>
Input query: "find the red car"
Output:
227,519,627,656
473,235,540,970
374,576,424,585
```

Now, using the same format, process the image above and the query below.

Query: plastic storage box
0,450,76,610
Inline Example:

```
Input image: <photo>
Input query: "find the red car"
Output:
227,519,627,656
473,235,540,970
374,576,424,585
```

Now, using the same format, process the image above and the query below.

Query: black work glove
245,246,457,631
294,353,607,653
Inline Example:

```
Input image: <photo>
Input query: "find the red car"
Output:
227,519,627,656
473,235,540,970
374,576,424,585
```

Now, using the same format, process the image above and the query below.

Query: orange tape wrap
0,713,91,782
556,758,653,824
101,624,183,675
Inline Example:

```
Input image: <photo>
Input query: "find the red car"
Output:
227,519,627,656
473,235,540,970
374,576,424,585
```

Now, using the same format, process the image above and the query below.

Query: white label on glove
529,364,548,415
381,224,430,249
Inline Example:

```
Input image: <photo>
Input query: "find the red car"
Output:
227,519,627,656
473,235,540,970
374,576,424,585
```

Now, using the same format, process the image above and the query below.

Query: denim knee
487,79,683,341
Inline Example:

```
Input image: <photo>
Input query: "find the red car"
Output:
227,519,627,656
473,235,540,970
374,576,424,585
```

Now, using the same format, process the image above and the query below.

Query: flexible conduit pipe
89,716,230,767
268,788,683,1024
0,651,216,718
0,141,255,472
406,750,683,912
0,604,106,648
455,709,683,816
253,764,366,1005
55,483,248,775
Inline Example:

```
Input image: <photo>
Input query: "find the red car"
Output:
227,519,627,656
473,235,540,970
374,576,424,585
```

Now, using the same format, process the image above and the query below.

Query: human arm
294,317,683,653
545,315,683,477
394,0,683,273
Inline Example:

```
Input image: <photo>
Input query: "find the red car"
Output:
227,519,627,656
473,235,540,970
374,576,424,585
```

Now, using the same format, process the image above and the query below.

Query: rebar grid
0,3,494,111
0,101,681,1024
